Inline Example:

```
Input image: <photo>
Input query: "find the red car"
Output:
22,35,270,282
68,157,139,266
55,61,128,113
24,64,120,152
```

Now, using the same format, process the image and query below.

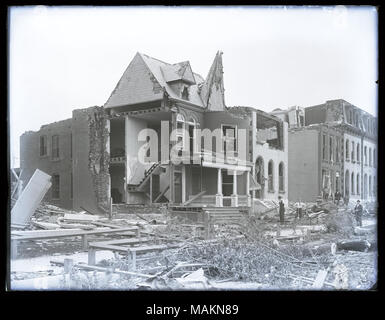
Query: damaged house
288,99,377,203
19,51,288,215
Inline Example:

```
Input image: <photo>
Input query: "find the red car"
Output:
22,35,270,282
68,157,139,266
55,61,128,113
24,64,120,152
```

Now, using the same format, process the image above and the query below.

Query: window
369,148,372,167
268,160,274,192
373,149,376,167
351,172,355,195
222,124,237,157
181,86,189,100
70,133,73,159
222,171,233,196
322,135,327,160
176,114,185,157
52,174,60,199
52,135,60,159
345,139,350,161
369,176,372,197
356,174,360,195
278,162,284,192
351,141,355,162
70,172,73,199
364,146,367,165
335,138,340,163
329,137,333,162
39,135,47,156
357,144,360,163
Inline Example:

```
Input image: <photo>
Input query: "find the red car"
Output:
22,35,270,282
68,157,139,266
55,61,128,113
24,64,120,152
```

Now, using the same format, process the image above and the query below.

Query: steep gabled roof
105,51,226,110
199,51,226,111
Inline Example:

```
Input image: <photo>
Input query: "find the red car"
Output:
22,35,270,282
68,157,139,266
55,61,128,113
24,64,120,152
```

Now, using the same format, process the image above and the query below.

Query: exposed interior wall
125,116,149,185
305,105,327,125
288,129,319,202
72,107,110,214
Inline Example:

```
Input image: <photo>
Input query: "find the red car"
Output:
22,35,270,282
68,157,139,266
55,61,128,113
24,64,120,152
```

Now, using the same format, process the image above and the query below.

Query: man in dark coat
354,200,363,227
278,196,285,224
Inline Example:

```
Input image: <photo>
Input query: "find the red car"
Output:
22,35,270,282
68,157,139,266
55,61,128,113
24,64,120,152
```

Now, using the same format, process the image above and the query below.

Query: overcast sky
9,6,378,167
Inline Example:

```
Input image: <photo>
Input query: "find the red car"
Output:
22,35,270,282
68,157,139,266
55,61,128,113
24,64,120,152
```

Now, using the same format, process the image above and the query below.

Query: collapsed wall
72,106,111,214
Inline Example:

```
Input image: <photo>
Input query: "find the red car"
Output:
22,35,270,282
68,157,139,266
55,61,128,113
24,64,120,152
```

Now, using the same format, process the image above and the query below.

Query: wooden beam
182,190,206,206
153,185,170,203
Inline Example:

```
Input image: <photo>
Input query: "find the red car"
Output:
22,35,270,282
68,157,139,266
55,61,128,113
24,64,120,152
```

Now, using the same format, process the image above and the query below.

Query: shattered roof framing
104,51,226,112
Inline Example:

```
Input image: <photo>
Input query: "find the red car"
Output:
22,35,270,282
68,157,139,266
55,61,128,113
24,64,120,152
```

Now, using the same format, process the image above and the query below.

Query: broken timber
11,226,140,259
11,169,52,228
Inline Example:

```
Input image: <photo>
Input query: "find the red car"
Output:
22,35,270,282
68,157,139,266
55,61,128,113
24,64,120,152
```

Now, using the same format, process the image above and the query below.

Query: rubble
10,200,377,290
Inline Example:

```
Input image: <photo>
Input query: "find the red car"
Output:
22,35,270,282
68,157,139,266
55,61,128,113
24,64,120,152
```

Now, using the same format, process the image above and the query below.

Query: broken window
256,113,283,150
52,174,60,199
181,86,189,100
52,135,59,160
278,162,284,192
39,135,47,157
268,160,274,192
222,124,237,157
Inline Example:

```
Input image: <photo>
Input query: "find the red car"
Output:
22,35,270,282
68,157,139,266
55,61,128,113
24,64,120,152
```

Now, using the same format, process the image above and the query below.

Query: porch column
216,168,223,207
231,170,238,207
246,171,251,207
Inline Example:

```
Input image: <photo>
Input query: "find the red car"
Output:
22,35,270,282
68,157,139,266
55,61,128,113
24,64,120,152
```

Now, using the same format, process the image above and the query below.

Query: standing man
278,196,285,224
354,200,363,227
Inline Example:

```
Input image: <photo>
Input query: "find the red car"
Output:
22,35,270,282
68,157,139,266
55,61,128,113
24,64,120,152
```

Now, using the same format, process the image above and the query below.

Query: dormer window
181,86,189,100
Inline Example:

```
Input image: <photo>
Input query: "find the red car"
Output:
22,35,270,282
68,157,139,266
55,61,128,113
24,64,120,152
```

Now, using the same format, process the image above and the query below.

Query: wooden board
12,226,139,241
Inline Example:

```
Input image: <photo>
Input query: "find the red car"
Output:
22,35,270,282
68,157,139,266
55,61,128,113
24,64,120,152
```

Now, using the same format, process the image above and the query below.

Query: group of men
277,196,364,227
277,196,305,224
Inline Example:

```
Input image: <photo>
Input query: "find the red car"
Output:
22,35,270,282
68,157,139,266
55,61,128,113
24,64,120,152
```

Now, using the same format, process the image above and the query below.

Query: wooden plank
183,190,206,206
11,169,52,227
12,226,139,241
90,221,122,229
90,237,151,247
312,269,328,289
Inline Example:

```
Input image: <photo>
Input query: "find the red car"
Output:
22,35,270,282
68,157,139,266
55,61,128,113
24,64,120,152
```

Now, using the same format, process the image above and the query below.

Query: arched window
345,170,350,197
356,173,360,195
345,140,350,160
357,143,360,163
351,172,355,195
268,160,274,192
278,162,284,192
